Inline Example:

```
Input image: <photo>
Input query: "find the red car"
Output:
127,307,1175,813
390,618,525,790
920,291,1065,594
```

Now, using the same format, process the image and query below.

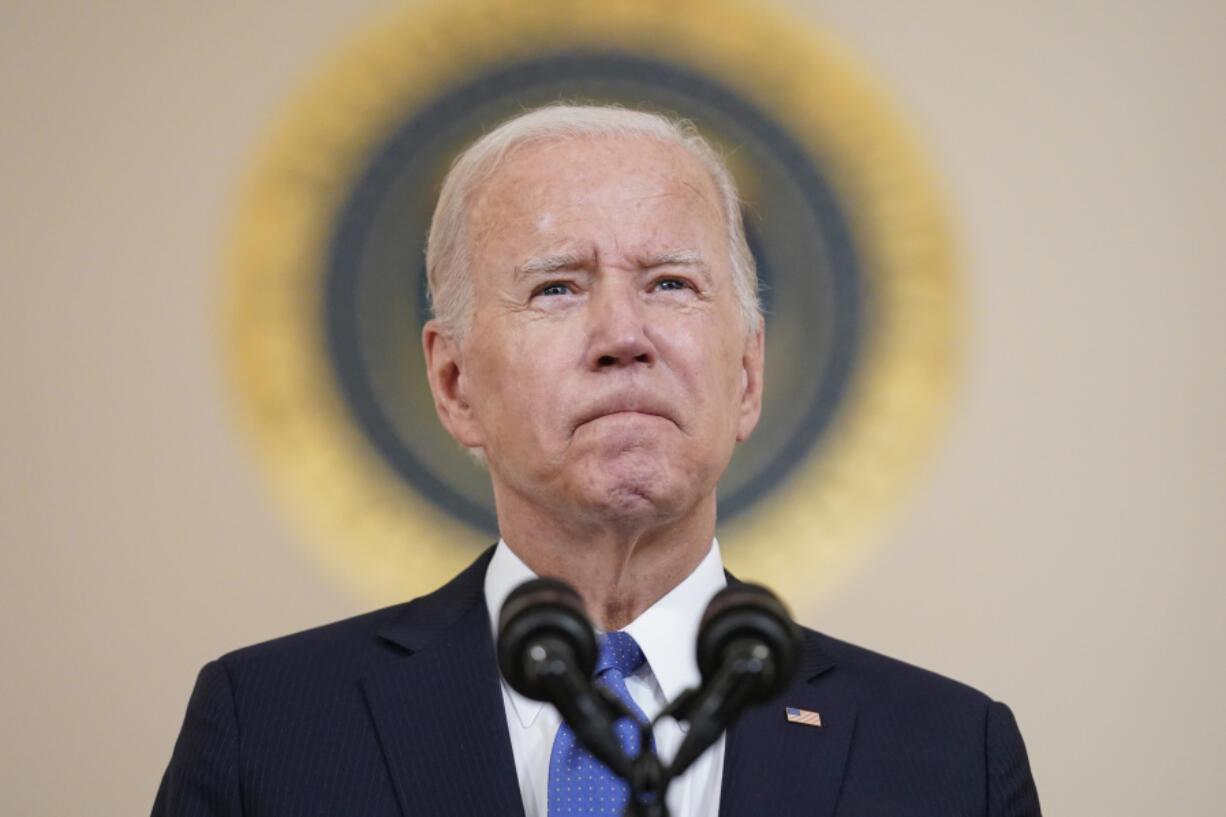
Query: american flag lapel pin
785,706,822,728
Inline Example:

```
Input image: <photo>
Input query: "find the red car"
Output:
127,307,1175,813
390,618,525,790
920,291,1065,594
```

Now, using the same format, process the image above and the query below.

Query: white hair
425,103,761,335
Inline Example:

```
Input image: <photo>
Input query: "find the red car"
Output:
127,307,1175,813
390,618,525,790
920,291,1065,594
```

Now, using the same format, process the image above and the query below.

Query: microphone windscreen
696,584,803,701
497,577,597,698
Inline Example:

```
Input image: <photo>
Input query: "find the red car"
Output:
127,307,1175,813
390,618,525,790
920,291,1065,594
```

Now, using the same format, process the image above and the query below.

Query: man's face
427,135,763,529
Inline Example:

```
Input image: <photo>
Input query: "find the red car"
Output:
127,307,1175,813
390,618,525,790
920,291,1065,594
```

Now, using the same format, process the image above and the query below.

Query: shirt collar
483,538,727,729
484,540,549,728
623,540,726,704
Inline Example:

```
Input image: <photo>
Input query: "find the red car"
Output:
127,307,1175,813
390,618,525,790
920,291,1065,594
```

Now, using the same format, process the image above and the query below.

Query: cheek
469,328,570,445
696,334,750,439
666,318,743,397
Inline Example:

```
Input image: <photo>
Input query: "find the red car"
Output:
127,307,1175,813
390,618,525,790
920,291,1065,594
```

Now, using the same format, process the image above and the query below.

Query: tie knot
596,631,646,678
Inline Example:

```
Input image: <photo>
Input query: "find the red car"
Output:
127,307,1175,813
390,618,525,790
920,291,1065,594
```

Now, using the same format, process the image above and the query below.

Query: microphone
667,584,803,777
496,578,631,778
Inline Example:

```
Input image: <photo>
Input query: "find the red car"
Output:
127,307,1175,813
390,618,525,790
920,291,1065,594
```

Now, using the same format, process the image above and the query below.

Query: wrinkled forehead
464,134,725,246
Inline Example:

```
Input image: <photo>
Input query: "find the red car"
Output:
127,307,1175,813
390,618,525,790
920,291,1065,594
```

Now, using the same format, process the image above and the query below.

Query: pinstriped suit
154,548,1040,816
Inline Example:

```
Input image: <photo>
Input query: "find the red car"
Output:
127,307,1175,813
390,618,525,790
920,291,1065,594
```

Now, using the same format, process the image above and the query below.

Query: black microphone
497,578,632,778
667,584,803,778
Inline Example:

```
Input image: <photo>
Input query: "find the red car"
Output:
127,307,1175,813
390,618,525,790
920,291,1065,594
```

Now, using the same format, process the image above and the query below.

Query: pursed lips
573,396,677,434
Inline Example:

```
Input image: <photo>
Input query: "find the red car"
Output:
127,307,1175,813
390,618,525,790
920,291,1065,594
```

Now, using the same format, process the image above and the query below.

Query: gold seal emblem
224,0,959,605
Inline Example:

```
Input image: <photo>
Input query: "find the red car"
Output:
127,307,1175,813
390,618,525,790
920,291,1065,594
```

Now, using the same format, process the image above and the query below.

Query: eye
535,282,573,297
654,277,690,292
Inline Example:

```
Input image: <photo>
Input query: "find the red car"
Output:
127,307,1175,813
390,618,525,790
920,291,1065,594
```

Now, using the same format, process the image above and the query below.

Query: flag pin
785,706,822,727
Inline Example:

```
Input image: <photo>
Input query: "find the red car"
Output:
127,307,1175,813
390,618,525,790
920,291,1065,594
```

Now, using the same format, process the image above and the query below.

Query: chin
576,456,693,526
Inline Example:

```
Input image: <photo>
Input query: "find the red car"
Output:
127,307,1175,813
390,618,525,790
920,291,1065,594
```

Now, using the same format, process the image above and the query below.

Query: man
155,105,1040,816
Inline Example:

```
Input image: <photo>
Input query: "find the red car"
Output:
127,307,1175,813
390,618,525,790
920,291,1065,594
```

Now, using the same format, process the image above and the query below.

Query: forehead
465,134,725,258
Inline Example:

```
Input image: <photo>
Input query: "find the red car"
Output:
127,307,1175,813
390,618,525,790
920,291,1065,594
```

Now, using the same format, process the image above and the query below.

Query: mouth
574,397,676,434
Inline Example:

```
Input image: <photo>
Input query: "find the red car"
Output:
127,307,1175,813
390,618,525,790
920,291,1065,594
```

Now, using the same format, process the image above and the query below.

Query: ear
735,321,765,442
422,319,486,448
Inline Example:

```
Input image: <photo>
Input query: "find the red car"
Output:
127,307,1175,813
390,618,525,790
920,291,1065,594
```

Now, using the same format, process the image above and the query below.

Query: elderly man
155,105,1040,816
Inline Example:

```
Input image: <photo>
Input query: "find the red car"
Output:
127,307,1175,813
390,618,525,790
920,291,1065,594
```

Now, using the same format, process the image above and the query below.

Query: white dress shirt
484,539,728,817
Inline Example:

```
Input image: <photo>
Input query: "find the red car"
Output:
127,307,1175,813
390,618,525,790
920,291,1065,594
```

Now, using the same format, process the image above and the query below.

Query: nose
586,279,656,370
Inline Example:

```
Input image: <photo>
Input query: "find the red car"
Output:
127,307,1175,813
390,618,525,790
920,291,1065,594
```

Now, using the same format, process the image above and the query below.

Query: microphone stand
614,639,778,816
626,732,668,817
590,686,669,816
499,579,801,817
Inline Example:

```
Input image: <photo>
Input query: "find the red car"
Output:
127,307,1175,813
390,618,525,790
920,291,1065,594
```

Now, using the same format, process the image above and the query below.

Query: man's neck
496,494,717,631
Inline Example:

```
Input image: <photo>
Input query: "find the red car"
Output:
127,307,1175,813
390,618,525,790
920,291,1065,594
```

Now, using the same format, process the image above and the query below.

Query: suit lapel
719,629,857,817
361,552,525,817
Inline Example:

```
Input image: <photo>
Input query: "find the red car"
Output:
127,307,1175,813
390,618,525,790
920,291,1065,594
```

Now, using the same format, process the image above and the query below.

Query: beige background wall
3,0,1223,814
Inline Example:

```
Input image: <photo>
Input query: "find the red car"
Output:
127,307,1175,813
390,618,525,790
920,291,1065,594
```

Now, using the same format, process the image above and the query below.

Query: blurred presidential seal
223,0,959,605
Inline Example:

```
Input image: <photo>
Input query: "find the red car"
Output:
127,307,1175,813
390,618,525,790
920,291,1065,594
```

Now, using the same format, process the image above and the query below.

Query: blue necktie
547,631,650,816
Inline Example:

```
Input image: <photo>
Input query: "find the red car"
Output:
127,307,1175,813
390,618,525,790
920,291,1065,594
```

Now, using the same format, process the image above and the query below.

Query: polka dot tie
547,631,651,816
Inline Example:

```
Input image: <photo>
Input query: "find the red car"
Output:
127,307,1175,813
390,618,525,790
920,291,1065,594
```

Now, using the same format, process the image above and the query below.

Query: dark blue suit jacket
154,549,1040,815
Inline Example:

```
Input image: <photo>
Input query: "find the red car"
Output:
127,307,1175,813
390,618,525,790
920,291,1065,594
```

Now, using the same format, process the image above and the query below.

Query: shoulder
808,627,992,707
216,602,413,679
796,628,1041,812
801,626,1002,746
215,547,495,685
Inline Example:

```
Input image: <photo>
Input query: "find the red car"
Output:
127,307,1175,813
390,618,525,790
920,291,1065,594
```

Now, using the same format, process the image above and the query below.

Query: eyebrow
515,253,587,278
513,248,708,277
644,249,706,269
